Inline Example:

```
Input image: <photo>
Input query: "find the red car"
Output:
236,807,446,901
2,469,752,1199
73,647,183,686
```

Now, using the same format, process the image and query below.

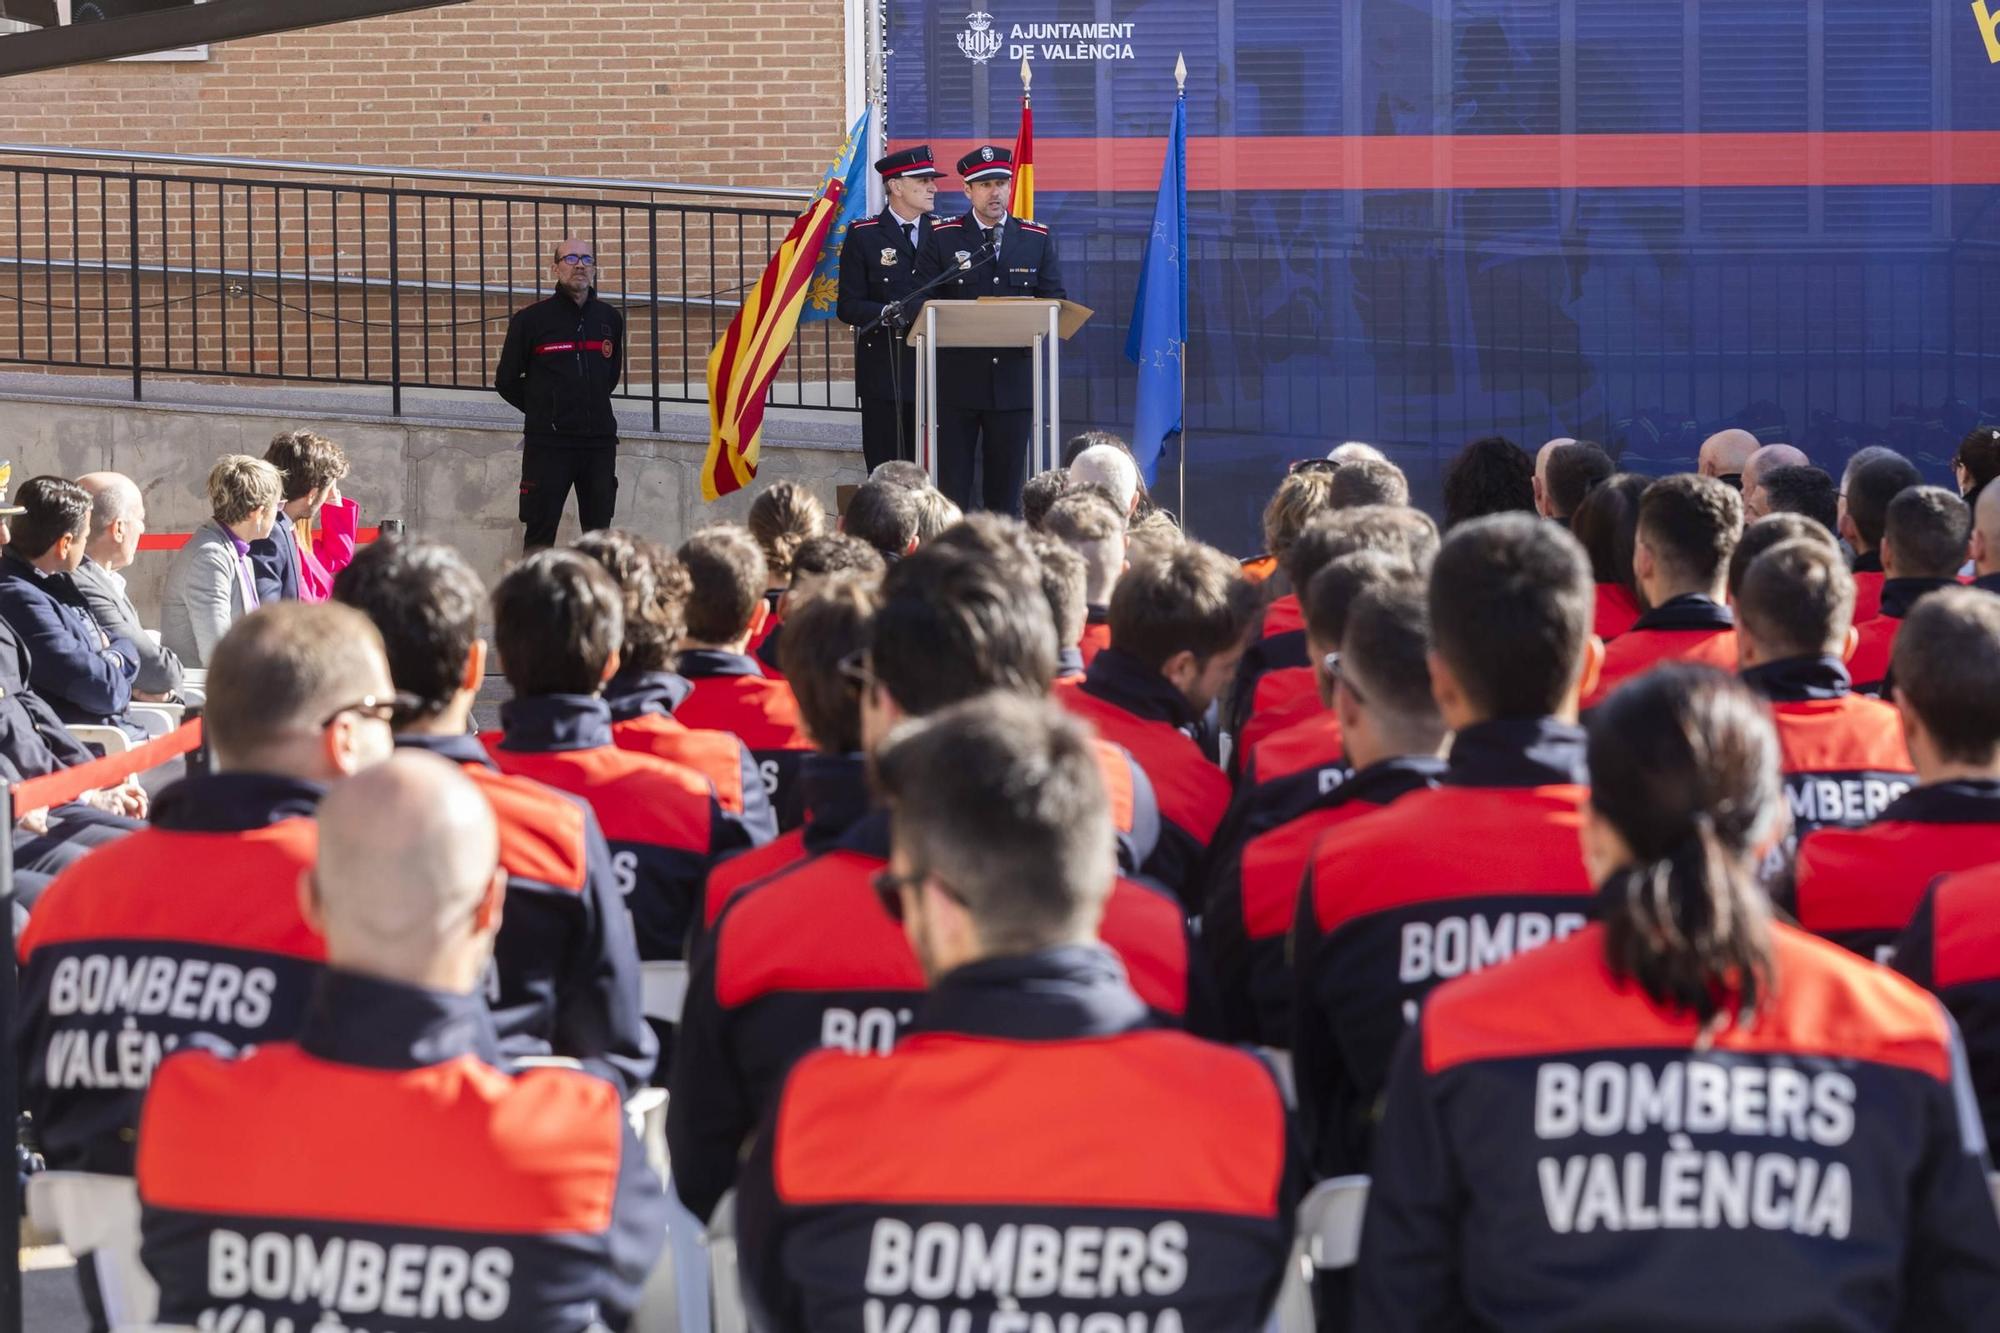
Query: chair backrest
27,1171,159,1326
709,1190,748,1333
1989,1171,2000,1218
643,960,691,1024
1300,1174,1370,1271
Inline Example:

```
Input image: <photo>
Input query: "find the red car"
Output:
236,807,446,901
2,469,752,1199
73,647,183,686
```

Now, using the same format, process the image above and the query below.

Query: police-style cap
956,146,1014,183
876,145,944,180
0,461,22,517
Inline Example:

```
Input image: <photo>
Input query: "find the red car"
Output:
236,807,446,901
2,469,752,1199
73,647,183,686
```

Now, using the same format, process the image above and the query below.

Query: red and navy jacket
1079,605,1112,666
1233,665,1320,767
1794,780,2000,962
674,647,814,829
667,808,917,1223
1975,571,2000,596
485,693,742,963
1205,754,1443,1047
138,970,667,1332
701,751,872,932
1358,924,2000,1332
17,773,327,1175
1059,647,1231,907
1895,864,2000,1150
1852,550,1886,624
603,665,780,843
1741,655,1914,877
1292,717,1595,1177
395,732,656,1095
1846,576,1960,693
669,809,1201,1223
1231,709,1351,841
1592,581,1641,640
1223,593,1308,776
737,946,1302,1333
1582,593,1738,709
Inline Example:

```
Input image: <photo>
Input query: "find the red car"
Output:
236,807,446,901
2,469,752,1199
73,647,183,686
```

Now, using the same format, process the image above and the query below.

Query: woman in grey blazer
159,455,284,668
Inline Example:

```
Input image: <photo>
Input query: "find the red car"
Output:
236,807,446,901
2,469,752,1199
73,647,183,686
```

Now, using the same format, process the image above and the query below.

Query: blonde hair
746,481,828,581
208,455,284,527
1261,469,1338,562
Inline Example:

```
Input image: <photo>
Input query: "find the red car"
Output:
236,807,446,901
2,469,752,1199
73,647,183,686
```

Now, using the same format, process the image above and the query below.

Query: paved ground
23,1253,89,1331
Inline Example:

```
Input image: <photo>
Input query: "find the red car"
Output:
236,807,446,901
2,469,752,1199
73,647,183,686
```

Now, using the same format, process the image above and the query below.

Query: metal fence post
387,186,403,417
649,206,661,434
0,781,20,1333
127,172,141,403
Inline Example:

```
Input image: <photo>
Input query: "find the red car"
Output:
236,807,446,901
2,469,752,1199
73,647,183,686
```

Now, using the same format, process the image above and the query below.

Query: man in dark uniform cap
836,145,944,473
911,145,1066,515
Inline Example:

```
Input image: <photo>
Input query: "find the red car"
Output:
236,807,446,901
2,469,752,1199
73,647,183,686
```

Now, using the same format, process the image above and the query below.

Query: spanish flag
701,180,846,501
1009,92,1034,221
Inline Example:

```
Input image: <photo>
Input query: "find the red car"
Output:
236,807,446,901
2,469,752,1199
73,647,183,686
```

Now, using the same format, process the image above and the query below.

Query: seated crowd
7,423,2000,1331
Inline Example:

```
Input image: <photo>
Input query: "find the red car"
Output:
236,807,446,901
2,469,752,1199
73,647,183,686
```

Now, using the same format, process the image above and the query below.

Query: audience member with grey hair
74,472,190,702
1069,442,1141,518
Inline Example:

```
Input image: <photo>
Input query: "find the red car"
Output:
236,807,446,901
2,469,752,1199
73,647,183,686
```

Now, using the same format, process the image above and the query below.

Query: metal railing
0,144,855,427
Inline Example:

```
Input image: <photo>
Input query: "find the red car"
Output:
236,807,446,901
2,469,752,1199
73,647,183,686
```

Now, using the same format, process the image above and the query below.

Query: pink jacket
296,498,360,602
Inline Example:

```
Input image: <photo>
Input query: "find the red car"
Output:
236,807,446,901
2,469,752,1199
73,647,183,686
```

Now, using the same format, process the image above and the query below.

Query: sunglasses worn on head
1289,458,1339,476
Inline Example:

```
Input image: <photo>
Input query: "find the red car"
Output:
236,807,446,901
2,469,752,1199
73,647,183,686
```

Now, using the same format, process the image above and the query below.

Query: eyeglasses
316,691,422,730
557,253,597,267
837,648,881,694
1289,458,1339,476
871,864,967,923
1322,652,1366,707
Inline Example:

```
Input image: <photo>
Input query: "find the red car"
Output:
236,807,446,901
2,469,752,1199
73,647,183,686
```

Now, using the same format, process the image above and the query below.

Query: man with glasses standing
495,236,624,553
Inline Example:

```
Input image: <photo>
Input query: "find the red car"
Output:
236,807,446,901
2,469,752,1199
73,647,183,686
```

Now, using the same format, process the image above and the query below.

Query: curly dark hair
1442,435,1536,529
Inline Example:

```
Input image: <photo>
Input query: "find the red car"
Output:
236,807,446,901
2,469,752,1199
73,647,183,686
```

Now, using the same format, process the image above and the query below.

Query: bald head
310,752,503,991
1742,444,1808,519
1973,480,2000,579
1698,429,1760,483
549,234,596,303
1069,444,1140,516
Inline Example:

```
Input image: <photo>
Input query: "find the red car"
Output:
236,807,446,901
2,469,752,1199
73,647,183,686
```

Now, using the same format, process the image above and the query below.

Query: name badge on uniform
880,248,899,267
954,250,973,270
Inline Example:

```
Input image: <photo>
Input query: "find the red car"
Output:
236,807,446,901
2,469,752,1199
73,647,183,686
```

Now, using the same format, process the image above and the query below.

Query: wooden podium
906,297,1092,485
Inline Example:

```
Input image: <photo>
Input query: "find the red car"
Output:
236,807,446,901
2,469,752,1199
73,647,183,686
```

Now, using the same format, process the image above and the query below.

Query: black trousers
859,395,918,474
936,407,1031,515
519,441,618,549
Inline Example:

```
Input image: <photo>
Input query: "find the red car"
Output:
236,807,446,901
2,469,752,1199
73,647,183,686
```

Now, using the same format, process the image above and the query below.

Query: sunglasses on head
1289,458,1339,476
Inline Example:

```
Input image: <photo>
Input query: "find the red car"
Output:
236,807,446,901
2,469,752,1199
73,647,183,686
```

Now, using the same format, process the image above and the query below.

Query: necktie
904,222,916,250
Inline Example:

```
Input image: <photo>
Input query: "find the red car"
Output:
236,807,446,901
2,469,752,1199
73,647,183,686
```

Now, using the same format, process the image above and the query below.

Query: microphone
861,238,999,337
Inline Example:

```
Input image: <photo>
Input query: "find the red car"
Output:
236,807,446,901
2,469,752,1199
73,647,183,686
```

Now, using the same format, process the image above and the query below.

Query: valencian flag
702,116,864,501
801,105,874,322
1125,64,1188,484
1009,66,1035,220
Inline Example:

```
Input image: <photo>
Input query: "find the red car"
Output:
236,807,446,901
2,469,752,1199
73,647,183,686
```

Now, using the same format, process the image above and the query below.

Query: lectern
907,297,1093,485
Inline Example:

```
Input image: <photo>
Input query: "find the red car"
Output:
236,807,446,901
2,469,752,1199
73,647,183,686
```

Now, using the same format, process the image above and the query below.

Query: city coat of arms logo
957,11,1001,64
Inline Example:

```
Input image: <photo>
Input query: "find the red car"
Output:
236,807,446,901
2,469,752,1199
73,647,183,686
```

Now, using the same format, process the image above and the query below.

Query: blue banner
888,0,2000,554
1126,88,1188,486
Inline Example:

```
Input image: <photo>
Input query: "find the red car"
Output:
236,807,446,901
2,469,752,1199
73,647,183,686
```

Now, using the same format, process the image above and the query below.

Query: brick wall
0,0,858,402
0,0,848,185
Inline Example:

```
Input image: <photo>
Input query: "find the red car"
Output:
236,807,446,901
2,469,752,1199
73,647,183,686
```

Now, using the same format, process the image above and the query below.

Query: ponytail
1586,666,1784,1032
1599,813,1773,1030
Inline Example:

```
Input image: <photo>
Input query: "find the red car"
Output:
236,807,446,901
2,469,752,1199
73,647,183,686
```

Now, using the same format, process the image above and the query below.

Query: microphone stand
860,239,998,466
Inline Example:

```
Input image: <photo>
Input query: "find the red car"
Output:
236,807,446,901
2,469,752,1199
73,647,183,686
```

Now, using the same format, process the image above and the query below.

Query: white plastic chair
65,722,131,755
1300,1174,1370,1271
708,1190,747,1333
26,1171,159,1327
642,960,691,1025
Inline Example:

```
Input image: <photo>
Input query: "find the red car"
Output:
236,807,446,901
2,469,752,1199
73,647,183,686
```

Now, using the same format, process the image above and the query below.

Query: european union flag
801,105,874,323
1125,88,1187,485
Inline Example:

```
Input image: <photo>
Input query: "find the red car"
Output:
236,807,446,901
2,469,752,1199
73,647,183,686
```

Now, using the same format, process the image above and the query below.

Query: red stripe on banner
12,719,203,811
138,526,382,552
892,131,2000,193
534,340,609,354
